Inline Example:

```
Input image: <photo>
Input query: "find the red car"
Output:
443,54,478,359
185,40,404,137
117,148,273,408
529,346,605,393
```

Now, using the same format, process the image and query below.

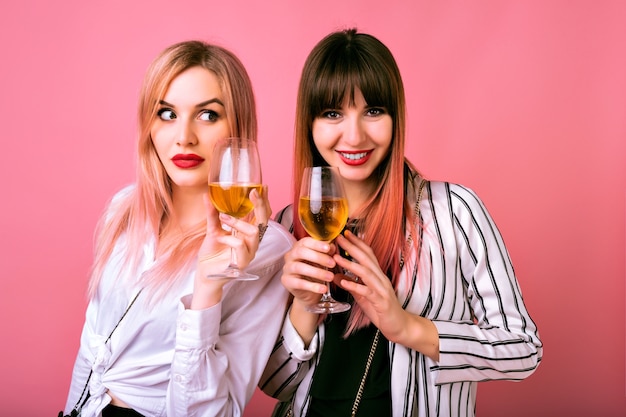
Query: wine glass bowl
208,183,263,219
298,196,348,241
298,166,351,314
207,137,262,281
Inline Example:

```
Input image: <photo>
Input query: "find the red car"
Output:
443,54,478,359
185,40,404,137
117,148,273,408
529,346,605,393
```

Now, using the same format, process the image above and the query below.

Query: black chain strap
352,179,426,417
350,328,381,416
59,289,143,417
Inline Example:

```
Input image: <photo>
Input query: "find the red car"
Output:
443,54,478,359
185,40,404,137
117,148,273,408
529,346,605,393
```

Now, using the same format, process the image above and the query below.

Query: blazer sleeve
258,205,320,401
429,183,543,383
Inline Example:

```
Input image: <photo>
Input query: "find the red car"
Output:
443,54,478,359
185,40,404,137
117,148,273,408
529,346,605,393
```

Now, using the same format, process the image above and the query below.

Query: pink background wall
0,1,624,415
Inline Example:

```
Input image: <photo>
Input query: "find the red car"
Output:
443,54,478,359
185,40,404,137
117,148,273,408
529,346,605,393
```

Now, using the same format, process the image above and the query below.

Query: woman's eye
157,109,176,120
366,107,386,117
321,110,341,119
199,110,219,122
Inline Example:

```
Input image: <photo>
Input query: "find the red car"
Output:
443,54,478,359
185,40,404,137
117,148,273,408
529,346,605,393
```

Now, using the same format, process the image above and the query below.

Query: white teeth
341,152,367,160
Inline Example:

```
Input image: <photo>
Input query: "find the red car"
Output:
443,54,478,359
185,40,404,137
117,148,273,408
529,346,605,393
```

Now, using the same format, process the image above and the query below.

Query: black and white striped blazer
260,180,542,417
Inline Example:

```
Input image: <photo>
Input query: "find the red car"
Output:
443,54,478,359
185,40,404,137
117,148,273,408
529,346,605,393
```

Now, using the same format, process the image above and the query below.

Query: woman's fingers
206,185,270,267
285,238,335,268
282,270,329,295
337,231,377,264
334,231,400,310
281,238,337,301
250,186,271,227
334,232,383,287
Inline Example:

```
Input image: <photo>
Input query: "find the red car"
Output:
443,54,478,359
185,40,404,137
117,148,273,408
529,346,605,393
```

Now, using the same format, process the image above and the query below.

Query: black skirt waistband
102,404,144,417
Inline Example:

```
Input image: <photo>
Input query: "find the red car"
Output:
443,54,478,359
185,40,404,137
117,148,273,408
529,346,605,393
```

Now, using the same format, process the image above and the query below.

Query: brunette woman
261,29,542,417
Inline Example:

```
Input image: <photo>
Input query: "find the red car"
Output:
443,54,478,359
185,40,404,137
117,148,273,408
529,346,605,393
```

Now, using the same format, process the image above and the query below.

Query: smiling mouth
340,151,368,161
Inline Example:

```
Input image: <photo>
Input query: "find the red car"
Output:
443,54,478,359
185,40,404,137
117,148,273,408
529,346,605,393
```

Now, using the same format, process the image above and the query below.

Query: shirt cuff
176,294,222,349
281,305,318,361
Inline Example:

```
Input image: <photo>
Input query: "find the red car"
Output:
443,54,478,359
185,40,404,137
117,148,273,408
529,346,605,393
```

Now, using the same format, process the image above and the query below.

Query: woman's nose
343,116,365,146
176,121,198,146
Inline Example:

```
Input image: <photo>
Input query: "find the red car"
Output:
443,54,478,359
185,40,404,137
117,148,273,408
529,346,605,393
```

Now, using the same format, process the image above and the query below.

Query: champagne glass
207,137,262,281
298,166,351,313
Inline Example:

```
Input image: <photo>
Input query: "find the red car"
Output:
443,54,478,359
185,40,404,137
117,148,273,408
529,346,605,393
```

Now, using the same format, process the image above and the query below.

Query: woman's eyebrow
158,98,225,108
196,98,225,108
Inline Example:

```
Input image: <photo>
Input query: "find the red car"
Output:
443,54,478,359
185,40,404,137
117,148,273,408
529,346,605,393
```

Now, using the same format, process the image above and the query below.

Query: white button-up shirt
64,218,294,417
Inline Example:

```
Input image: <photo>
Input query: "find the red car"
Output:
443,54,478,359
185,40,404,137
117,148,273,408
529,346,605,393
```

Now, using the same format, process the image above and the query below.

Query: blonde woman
63,41,293,417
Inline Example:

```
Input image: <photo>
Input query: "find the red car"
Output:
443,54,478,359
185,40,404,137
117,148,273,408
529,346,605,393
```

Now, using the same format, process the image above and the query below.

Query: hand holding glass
207,137,262,281
298,166,351,313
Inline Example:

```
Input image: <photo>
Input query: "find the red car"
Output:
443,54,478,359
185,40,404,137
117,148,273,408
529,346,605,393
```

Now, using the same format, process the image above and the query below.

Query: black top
307,288,392,417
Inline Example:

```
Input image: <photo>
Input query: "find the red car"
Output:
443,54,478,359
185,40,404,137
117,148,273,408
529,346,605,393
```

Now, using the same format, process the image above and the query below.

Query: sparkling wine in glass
207,137,262,281
298,166,351,313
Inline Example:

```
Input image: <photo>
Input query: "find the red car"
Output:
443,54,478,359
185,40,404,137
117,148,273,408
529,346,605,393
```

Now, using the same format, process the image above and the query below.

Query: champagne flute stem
229,229,238,269
320,284,333,303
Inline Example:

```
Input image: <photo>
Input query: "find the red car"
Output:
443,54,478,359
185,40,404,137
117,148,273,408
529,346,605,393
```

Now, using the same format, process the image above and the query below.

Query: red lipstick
336,150,373,166
171,153,205,168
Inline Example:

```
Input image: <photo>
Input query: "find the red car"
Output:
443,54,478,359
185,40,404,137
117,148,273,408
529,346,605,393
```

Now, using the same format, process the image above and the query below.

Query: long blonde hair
292,29,420,333
88,40,258,301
